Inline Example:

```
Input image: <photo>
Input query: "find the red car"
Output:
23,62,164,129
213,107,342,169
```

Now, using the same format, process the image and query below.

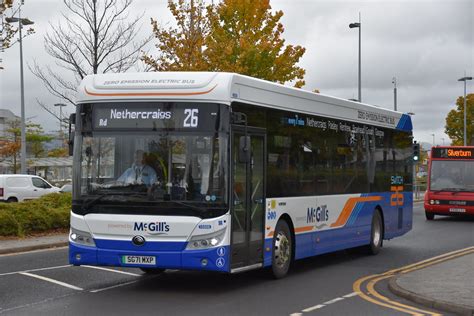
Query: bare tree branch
30,0,152,104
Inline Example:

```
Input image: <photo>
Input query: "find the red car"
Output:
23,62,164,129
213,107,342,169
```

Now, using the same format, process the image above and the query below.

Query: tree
0,120,53,172
48,147,69,158
445,93,474,145
26,124,54,158
30,0,151,106
143,0,307,87
0,0,35,70
142,0,209,71
206,0,306,87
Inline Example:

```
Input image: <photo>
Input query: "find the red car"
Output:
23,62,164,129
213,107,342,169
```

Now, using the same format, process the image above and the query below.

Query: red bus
424,146,474,220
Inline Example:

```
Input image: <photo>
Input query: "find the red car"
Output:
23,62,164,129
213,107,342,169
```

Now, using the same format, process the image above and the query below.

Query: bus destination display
92,103,221,131
432,147,474,159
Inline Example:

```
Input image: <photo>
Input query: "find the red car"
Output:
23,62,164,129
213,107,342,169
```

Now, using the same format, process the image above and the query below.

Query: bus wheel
367,210,383,255
6,197,18,203
272,220,292,279
425,211,435,220
140,268,165,275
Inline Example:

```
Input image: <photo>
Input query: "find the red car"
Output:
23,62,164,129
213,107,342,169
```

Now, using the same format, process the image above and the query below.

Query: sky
0,0,473,147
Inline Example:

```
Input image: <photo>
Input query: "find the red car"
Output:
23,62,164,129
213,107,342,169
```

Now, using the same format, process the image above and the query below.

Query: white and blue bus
69,72,413,278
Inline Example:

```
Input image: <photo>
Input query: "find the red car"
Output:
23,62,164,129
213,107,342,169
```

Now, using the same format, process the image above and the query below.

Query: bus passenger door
231,128,266,269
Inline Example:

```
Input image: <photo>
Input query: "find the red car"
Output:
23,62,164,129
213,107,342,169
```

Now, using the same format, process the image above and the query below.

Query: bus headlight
69,227,96,247
186,228,226,250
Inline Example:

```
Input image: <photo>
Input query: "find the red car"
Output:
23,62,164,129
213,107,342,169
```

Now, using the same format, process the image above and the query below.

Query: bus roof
76,72,412,131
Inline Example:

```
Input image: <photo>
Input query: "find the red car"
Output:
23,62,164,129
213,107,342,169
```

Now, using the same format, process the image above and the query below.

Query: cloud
1,0,473,146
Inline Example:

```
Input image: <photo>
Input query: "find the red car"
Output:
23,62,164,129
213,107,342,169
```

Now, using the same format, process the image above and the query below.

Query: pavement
0,233,68,255
389,252,474,316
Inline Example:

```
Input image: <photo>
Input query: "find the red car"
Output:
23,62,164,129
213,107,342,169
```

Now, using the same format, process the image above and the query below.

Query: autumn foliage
143,0,306,87
445,94,474,146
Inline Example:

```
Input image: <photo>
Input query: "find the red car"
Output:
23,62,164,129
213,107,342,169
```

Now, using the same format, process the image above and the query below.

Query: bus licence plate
122,255,156,265
449,208,466,213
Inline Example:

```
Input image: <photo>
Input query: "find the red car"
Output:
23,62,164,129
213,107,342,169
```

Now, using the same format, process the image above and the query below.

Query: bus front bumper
424,204,474,216
69,242,230,272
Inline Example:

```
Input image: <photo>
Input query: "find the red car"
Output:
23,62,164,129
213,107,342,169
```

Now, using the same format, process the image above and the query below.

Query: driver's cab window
32,178,51,189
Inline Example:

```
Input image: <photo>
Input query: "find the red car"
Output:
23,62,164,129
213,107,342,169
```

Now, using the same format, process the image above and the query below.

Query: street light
5,6,34,174
392,77,397,111
54,103,67,135
458,76,473,146
431,133,435,147
349,13,361,102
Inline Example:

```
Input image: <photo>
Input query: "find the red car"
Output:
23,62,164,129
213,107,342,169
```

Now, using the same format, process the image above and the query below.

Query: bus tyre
425,211,435,220
140,268,165,275
6,197,18,203
367,210,383,255
271,220,292,279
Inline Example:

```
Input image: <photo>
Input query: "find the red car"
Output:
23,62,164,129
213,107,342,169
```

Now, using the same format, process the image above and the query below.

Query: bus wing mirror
68,113,76,156
239,136,251,163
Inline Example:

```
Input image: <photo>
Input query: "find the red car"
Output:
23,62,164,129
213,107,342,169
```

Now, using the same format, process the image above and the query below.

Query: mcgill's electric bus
424,146,474,220
69,72,413,278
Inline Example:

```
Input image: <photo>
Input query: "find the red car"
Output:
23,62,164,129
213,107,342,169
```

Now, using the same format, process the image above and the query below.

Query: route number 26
183,109,199,127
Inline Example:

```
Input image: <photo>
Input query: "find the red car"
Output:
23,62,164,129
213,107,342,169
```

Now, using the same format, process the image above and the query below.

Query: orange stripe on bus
330,196,383,228
295,226,314,233
267,225,314,237
84,84,218,97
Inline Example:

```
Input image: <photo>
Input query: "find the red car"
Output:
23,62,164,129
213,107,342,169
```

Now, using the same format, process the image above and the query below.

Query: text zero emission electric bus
424,146,474,220
69,72,413,278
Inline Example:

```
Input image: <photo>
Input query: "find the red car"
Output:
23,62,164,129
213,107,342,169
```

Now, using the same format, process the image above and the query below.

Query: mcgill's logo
133,222,170,235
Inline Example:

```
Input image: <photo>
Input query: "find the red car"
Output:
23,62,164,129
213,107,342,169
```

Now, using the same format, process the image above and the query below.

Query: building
0,109,20,137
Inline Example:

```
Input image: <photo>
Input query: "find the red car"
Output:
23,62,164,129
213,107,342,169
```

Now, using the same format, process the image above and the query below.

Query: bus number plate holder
449,208,466,213
122,255,156,265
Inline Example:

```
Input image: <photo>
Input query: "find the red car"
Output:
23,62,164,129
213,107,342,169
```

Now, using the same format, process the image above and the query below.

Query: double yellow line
353,246,474,316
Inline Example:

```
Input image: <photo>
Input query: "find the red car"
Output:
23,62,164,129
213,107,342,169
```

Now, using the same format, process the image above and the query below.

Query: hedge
0,193,71,237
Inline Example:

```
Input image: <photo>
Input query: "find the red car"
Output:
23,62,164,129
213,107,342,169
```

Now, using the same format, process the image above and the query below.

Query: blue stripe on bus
69,242,231,272
263,191,413,267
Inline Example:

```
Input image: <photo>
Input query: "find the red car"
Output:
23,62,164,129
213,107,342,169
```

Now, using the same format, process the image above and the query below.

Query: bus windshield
76,132,228,215
429,160,474,192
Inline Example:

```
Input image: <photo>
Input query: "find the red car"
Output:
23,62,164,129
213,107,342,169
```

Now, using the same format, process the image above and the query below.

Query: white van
0,175,61,202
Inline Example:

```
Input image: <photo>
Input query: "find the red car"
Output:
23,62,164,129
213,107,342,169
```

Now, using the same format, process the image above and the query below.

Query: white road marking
0,264,72,277
343,292,359,298
81,265,141,277
19,272,83,291
323,297,344,305
302,304,325,312
90,279,141,293
294,292,359,315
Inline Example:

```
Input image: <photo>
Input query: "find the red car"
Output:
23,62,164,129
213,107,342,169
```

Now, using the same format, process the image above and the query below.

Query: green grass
0,193,71,237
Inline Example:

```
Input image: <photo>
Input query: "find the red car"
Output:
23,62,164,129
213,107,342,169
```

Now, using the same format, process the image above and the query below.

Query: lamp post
431,133,435,148
458,76,473,146
441,138,445,145
392,77,397,111
349,13,361,102
5,7,34,174
54,103,67,135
